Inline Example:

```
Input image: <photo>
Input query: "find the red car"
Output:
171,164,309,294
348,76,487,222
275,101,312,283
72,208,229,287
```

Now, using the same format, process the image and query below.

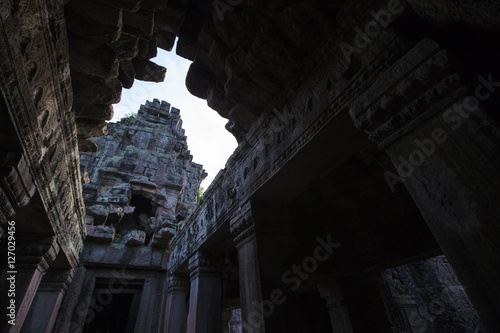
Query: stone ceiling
66,0,347,146
67,0,500,146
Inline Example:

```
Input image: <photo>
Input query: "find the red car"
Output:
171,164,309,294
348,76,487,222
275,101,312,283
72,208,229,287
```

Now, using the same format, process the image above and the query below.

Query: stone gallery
0,0,499,332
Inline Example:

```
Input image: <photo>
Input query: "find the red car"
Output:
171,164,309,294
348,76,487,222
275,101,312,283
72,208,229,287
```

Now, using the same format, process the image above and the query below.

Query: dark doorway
83,281,143,333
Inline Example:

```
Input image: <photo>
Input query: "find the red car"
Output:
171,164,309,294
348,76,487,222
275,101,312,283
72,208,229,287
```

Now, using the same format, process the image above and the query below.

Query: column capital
188,251,220,280
16,236,59,274
317,280,354,333
38,268,74,293
350,38,465,149
167,273,190,294
229,201,255,249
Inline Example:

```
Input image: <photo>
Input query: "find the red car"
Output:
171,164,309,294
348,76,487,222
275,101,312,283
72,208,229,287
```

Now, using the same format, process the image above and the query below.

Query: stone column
21,268,73,333
0,236,59,333
163,273,189,333
52,267,87,333
187,251,222,333
317,280,354,333
350,38,500,330
230,201,300,333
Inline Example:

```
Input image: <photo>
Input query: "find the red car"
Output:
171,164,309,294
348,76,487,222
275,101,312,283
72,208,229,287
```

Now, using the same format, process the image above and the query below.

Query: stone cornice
16,236,59,274
229,201,256,249
167,273,190,294
39,268,75,293
350,39,465,148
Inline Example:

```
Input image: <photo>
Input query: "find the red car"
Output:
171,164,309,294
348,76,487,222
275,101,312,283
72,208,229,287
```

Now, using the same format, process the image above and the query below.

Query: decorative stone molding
38,268,75,293
407,0,500,30
0,154,36,213
350,39,464,148
188,251,220,281
229,201,256,249
16,236,59,274
167,274,190,295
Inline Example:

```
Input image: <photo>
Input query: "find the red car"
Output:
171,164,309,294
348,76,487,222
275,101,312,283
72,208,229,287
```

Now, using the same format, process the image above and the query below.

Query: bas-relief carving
0,0,85,266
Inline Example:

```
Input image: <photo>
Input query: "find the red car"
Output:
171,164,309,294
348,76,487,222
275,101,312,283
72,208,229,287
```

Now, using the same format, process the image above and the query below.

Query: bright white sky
111,46,238,189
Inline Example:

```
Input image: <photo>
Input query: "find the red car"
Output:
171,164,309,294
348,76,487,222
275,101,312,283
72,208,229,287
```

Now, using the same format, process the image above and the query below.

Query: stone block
137,36,158,60
123,9,155,39
121,230,146,245
72,72,122,105
156,30,176,52
110,34,140,60
69,35,119,79
74,104,114,121
86,204,109,225
155,5,187,33
185,63,215,99
88,225,115,243
150,226,176,249
78,139,99,153
86,215,95,225
133,59,166,82
80,165,91,184
76,118,109,140
107,205,124,225
118,59,136,89
65,0,122,43
176,37,197,61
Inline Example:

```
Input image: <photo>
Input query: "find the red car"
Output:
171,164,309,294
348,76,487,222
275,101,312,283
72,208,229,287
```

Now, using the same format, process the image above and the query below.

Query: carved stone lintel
407,0,500,31
0,153,36,211
350,38,464,148
0,186,15,221
167,273,190,294
188,251,220,280
229,201,255,249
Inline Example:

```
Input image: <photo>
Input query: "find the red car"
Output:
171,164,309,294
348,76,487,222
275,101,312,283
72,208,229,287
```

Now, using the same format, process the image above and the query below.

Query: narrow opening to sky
112,42,238,189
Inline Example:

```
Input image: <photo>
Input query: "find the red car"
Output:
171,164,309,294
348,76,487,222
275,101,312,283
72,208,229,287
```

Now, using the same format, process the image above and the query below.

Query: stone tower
80,99,206,248
48,100,205,333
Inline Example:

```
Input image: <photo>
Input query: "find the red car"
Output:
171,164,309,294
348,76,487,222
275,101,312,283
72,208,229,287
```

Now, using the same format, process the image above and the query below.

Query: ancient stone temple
46,99,205,332
1,0,500,332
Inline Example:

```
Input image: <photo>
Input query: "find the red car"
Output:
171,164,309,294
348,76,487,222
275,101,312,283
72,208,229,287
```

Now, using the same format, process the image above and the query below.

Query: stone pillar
187,251,222,333
52,267,87,333
0,236,59,333
163,273,189,333
230,201,300,333
350,38,500,330
21,268,73,333
317,280,354,333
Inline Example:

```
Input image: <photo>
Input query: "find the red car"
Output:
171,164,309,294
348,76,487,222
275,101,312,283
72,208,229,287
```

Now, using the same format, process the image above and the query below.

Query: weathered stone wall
80,99,206,248
383,256,485,332
0,0,86,266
